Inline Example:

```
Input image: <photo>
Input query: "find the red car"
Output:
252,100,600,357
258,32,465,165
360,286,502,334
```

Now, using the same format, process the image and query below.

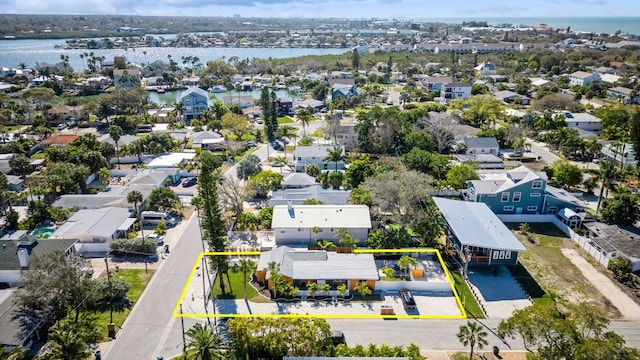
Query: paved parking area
467,266,532,318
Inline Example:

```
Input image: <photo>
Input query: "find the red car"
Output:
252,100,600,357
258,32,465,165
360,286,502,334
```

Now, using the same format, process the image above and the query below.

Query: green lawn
505,222,621,317
451,272,485,319
277,116,294,124
211,269,270,303
95,269,155,340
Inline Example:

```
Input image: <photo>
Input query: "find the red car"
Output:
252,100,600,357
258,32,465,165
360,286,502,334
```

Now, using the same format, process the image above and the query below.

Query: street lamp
104,257,115,337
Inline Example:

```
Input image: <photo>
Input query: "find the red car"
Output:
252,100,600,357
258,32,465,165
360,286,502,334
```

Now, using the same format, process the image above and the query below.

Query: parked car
182,177,197,187
330,331,346,345
399,289,416,310
271,141,284,151
145,233,164,246
57,123,67,131
246,140,257,148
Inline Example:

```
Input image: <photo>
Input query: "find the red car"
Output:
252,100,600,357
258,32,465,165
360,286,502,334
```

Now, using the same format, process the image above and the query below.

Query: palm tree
43,324,91,360
109,125,123,169
273,156,287,174
595,160,617,217
238,259,257,300
354,281,372,301
610,139,626,169
456,321,488,360
297,109,313,137
397,255,418,278
278,125,295,159
323,146,345,172
184,323,227,360
127,190,144,238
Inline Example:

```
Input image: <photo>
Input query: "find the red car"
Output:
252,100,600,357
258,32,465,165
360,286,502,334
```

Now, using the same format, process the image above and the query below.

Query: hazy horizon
2,0,638,19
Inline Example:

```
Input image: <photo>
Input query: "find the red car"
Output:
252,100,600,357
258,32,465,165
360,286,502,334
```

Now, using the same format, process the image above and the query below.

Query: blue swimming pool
31,227,56,238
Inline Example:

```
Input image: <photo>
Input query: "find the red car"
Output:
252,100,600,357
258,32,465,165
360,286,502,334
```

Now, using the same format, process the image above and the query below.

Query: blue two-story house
464,166,585,215
180,87,209,125
331,84,358,102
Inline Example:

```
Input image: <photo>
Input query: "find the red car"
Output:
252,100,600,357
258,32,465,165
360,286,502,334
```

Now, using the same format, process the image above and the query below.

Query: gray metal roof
52,207,133,240
283,172,316,187
544,186,585,208
433,197,526,252
269,185,351,206
258,246,378,281
463,137,499,149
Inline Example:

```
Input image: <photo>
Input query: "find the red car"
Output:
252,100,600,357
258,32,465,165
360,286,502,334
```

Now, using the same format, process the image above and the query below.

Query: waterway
0,38,349,69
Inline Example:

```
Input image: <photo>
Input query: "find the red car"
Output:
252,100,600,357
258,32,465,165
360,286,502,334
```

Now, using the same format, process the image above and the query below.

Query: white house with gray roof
560,112,602,133
292,145,345,172
463,137,499,156
51,207,136,253
433,197,526,267
271,204,371,246
256,246,378,293
282,172,317,189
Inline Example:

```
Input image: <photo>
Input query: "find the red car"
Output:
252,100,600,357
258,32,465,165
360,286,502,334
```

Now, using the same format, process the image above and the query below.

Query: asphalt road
104,213,204,360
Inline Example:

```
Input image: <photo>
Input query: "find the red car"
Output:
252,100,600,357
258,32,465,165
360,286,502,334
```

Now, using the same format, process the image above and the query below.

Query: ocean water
0,39,349,69
415,17,640,36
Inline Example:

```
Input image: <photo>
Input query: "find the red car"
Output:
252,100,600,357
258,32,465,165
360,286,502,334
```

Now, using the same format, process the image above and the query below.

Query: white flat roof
147,153,196,168
271,205,371,229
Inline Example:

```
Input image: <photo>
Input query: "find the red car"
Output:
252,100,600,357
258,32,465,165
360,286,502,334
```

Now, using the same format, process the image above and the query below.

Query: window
505,251,511,260
548,207,559,214
531,193,541,197
513,192,521,202
503,206,514,211
501,192,510,202
532,180,543,189
527,206,538,212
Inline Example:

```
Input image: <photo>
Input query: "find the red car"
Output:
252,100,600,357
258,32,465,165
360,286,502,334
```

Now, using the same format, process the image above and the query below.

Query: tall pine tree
198,151,229,294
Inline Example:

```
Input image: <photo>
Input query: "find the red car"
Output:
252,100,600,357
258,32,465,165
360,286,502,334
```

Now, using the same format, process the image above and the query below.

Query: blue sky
4,0,638,18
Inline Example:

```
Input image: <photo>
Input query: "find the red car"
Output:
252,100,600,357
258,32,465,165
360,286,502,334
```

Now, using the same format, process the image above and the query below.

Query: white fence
375,280,452,293
496,214,610,269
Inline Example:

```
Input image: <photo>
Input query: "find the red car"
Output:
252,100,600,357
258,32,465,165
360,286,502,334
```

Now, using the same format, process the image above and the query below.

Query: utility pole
180,303,186,358
105,257,115,338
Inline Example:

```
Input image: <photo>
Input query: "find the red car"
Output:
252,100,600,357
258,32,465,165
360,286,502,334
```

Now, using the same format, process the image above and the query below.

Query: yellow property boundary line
174,249,467,319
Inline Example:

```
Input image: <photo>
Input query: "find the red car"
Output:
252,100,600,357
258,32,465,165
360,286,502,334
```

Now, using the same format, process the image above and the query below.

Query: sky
3,0,639,18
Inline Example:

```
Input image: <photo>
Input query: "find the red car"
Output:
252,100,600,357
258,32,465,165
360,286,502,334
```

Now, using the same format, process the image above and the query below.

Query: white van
141,211,177,226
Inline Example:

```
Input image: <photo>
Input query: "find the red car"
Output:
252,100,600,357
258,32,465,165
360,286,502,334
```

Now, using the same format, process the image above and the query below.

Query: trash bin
493,346,500,355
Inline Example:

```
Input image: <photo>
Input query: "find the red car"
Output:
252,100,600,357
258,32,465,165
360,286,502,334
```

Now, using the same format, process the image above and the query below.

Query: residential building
52,184,155,211
293,145,346,172
282,172,316,189
454,154,504,170
494,90,531,105
46,105,87,123
463,137,499,156
607,86,640,104
600,142,637,168
98,133,140,148
269,185,351,206
51,207,136,253
583,222,640,272
192,131,225,151
465,166,585,214
147,152,197,169
276,98,294,115
0,289,47,351
6,175,24,192
417,76,452,92
256,246,378,293
433,197,526,267
113,69,142,88
560,112,602,133
331,122,358,151
0,231,77,287
331,84,358,102
271,204,371,246
39,134,79,148
180,87,210,124
442,82,471,102
475,61,497,76
568,71,600,87
222,96,254,108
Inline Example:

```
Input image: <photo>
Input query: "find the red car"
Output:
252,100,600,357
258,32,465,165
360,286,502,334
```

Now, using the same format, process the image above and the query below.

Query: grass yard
506,222,622,318
277,116,294,124
211,268,270,303
451,272,485,319
95,269,155,341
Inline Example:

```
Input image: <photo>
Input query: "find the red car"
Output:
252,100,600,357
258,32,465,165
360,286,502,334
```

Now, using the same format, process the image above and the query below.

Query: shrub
154,221,167,235
109,238,157,256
